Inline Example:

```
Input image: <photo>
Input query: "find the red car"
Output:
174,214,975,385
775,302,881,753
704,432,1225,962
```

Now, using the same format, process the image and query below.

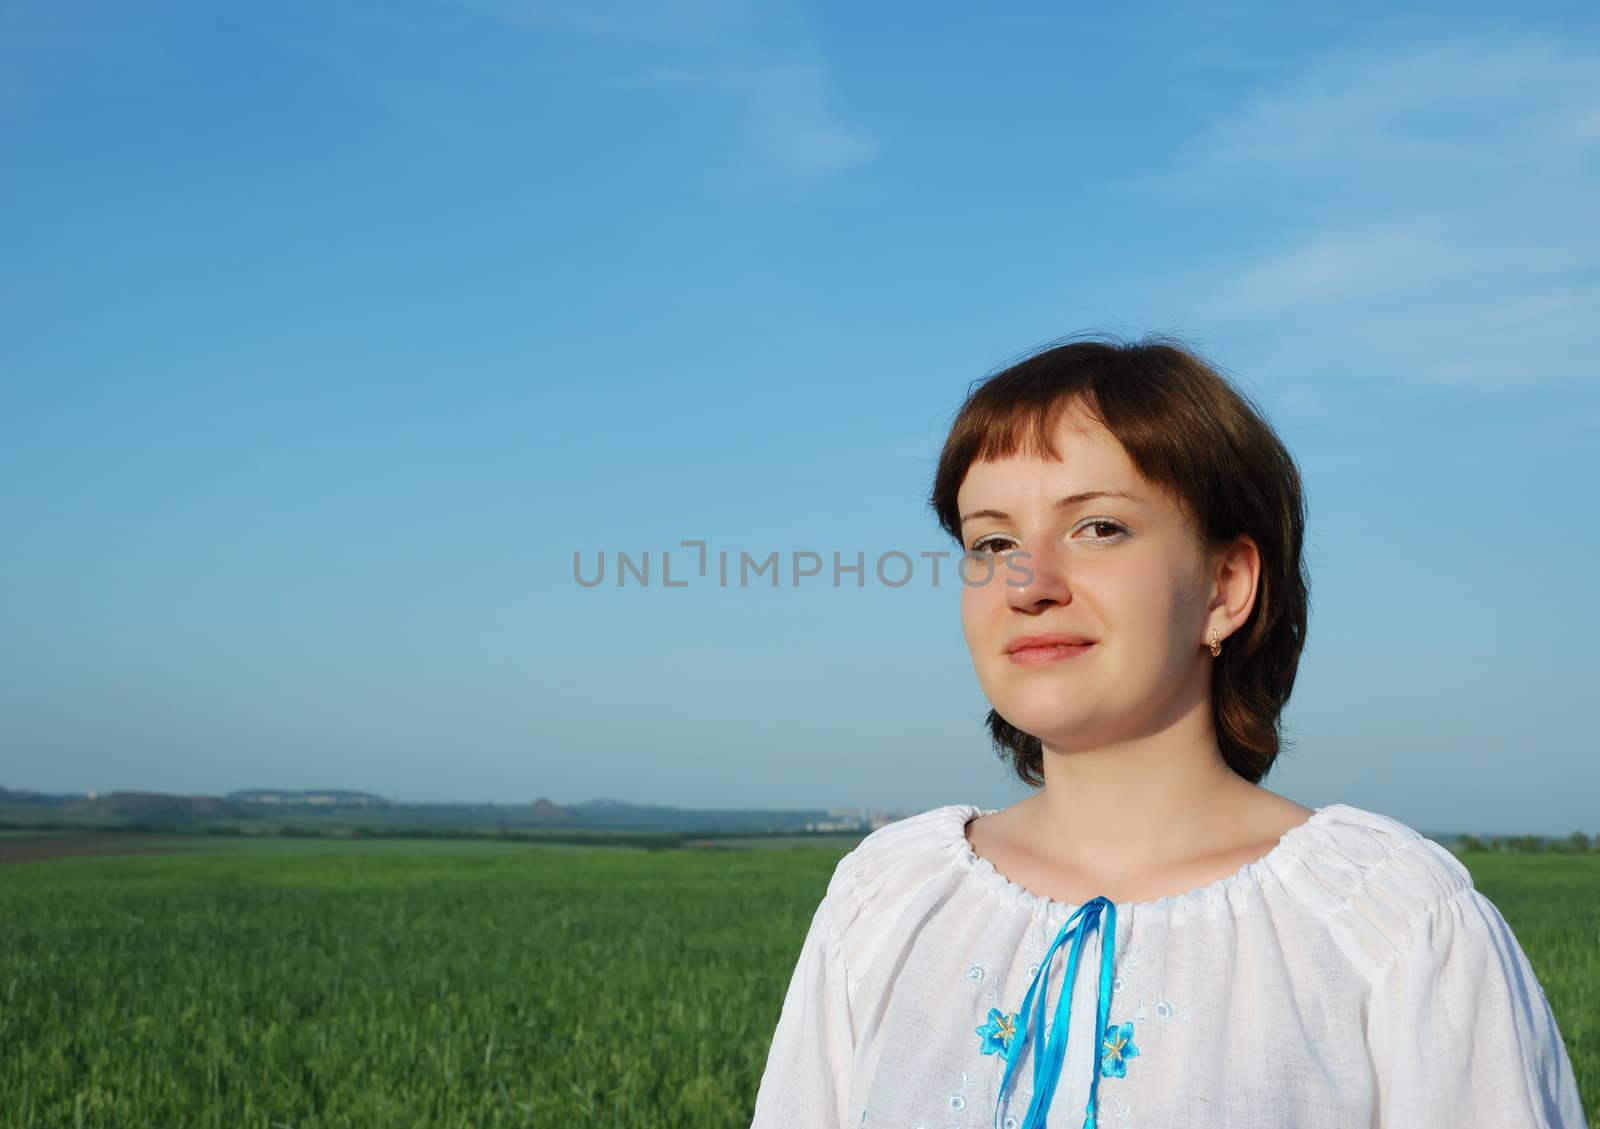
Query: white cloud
1151,32,1600,390
483,0,875,179
230,0,873,180
1195,36,1600,172
1198,224,1466,319
1351,282,1600,390
1192,219,1593,324
735,59,877,177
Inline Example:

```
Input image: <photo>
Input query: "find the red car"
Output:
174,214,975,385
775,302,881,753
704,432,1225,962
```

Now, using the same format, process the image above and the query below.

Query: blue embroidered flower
1100,1020,1140,1078
975,1007,1019,1056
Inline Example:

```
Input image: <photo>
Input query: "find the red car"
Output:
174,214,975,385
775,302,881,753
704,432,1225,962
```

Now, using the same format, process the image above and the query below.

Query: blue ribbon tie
992,896,1117,1129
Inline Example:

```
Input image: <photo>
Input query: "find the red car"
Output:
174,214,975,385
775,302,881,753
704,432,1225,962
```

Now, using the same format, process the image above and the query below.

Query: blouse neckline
946,801,1347,921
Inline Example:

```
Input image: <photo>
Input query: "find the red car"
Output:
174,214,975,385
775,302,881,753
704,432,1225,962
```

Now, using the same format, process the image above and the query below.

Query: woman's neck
1025,728,1266,879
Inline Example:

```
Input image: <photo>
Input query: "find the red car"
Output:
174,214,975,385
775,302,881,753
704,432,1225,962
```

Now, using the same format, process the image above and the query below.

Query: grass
1458,850,1599,1117
0,839,1592,1126
1,839,831,1128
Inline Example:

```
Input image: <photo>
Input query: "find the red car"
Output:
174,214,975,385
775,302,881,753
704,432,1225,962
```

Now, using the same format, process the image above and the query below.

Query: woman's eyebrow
959,490,1145,526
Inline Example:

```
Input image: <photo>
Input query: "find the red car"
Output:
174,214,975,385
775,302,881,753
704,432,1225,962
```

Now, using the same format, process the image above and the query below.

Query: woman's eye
970,536,1013,555
1078,519,1128,541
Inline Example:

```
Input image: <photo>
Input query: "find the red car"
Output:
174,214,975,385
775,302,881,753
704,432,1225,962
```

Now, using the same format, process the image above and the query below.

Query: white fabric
749,802,1587,1129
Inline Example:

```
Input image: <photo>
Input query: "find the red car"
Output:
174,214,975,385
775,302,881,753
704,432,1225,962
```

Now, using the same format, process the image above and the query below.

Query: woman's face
956,405,1226,752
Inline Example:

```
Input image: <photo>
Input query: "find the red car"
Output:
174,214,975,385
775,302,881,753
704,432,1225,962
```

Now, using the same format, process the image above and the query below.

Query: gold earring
1208,627,1222,658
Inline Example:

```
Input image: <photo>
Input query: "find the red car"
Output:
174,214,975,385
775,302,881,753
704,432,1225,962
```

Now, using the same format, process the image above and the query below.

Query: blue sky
2,1,1596,835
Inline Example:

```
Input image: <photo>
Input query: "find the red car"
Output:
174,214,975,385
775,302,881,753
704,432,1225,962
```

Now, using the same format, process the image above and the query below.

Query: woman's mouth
1007,642,1095,666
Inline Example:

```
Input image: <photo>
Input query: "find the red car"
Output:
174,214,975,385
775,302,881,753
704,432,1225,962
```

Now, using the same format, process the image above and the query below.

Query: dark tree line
1455,830,1595,853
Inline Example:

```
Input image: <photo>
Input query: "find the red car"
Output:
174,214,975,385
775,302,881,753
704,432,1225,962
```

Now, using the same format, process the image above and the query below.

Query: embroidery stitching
1101,1020,1141,1078
975,1007,1020,1057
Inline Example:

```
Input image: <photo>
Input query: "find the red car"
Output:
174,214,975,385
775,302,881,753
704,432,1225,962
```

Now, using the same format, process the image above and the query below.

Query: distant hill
0,785,896,835
98,792,241,822
0,786,82,803
0,790,251,825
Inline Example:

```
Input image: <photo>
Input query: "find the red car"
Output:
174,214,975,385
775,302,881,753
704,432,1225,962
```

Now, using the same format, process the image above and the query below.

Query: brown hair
927,333,1309,787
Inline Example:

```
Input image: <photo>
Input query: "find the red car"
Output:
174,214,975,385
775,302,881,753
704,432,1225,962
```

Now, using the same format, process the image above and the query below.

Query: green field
1,838,1594,1127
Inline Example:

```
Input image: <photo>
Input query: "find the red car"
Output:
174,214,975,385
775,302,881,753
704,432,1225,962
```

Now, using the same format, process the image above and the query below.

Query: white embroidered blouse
749,802,1587,1129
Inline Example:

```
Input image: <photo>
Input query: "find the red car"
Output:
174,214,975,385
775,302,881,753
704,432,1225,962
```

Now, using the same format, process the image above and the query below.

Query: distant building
230,789,386,808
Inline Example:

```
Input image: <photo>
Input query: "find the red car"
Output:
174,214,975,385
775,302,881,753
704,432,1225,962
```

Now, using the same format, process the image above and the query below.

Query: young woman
749,337,1586,1128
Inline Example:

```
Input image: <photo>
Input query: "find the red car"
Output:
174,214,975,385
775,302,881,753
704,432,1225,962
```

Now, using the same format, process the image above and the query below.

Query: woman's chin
993,702,1095,739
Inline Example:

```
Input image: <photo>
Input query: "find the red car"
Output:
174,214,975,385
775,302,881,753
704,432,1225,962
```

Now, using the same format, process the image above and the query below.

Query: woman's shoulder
832,803,976,893
1275,802,1483,975
1281,801,1474,899
821,803,978,935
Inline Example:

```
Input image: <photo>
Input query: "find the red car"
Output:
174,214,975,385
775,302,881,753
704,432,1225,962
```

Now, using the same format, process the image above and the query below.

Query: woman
748,337,1586,1128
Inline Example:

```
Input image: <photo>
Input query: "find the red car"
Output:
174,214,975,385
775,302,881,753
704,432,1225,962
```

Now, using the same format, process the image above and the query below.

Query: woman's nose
1004,540,1071,612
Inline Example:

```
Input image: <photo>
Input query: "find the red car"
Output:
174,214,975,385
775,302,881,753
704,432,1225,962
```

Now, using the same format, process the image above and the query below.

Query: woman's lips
1007,642,1094,666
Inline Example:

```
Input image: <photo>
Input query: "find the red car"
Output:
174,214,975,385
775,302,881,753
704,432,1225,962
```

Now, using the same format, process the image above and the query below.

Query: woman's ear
1210,534,1261,637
